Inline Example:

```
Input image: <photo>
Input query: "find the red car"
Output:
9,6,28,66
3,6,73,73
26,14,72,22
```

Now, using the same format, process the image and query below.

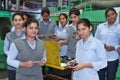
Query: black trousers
8,69,16,80
98,59,119,80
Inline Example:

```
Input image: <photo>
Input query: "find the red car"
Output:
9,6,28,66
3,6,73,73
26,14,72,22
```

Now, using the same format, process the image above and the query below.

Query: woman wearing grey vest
38,7,56,75
66,8,81,59
4,13,24,80
7,18,46,80
38,7,56,40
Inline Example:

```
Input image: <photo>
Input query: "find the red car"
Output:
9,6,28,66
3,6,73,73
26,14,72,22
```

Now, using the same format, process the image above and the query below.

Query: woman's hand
67,61,93,71
104,45,115,51
37,59,46,66
72,32,80,40
72,62,85,71
117,46,120,53
20,60,35,68
48,34,56,40
55,36,62,41
67,60,78,69
39,34,45,38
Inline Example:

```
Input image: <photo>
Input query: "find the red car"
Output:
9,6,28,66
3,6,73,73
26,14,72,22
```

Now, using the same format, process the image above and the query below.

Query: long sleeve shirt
4,29,24,55
7,35,46,68
54,23,69,56
73,35,107,80
95,21,120,61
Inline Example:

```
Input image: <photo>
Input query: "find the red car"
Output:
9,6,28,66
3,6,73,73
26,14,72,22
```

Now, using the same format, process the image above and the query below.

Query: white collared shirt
95,21,120,61
73,35,107,80
54,23,69,56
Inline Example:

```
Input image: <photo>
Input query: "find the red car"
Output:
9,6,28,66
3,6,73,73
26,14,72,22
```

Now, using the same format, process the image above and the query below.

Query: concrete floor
0,69,8,80
0,78,8,80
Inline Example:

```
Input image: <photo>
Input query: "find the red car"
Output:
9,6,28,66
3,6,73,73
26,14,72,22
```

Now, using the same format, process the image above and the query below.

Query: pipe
75,0,120,9
16,0,20,10
58,0,63,6
42,0,46,7
5,0,9,10
26,1,42,5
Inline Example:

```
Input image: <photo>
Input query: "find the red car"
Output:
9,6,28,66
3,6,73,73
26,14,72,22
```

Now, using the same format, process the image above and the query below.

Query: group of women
3,7,120,80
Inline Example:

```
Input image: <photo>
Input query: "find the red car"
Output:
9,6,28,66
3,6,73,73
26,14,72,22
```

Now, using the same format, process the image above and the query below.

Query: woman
22,12,31,22
66,7,80,59
68,19,107,80
38,7,56,40
11,12,31,32
95,7,120,80
4,12,24,80
7,18,46,80
54,13,69,57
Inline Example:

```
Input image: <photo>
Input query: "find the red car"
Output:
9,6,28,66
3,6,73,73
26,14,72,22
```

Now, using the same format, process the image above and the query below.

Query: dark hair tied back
77,18,91,29
24,18,39,28
105,7,117,17
41,7,50,15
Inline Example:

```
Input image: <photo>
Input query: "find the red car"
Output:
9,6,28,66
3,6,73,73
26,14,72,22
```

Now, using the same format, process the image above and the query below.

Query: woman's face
77,23,92,40
59,15,68,27
25,22,38,38
13,15,24,28
23,15,28,23
106,10,117,24
70,14,79,25
42,12,50,22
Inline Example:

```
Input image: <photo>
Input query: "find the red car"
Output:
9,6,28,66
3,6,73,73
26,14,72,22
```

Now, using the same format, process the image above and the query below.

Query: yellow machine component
44,40,66,70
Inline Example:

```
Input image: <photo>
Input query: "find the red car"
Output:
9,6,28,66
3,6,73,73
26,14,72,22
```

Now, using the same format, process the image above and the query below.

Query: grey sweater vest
66,26,78,58
38,21,56,40
14,38,45,76
6,31,24,70
6,31,24,50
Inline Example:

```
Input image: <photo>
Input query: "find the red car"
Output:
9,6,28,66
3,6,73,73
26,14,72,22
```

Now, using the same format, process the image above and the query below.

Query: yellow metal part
44,40,66,70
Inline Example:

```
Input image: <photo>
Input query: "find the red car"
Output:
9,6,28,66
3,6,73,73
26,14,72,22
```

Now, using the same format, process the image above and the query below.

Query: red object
23,0,27,3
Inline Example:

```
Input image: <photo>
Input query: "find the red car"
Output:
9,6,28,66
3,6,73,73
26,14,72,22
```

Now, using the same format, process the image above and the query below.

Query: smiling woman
7,18,46,80
95,7,120,80
67,18,107,80
4,12,24,80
